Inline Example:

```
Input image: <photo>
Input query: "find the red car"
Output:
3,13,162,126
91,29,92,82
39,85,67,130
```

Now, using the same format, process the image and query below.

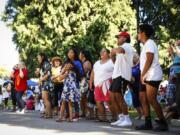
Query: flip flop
56,118,64,122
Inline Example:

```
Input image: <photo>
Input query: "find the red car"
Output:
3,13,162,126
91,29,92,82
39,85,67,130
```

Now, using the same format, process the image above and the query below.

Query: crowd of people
0,24,180,132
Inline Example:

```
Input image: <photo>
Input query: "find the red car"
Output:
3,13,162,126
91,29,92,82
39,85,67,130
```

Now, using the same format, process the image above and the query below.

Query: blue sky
0,0,19,71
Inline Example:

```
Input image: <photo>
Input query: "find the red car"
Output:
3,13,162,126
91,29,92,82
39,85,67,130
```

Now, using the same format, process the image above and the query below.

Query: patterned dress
61,71,80,102
40,61,53,92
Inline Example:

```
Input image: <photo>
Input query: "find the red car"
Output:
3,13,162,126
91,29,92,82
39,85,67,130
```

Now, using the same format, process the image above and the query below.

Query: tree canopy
2,0,180,78
2,0,136,77
132,0,180,75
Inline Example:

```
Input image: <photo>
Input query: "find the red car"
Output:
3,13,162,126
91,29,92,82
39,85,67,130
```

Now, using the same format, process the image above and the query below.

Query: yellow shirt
51,66,62,83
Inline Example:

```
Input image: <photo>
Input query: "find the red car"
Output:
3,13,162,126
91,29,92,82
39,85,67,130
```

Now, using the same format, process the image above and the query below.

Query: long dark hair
80,50,93,65
38,52,49,68
66,48,79,62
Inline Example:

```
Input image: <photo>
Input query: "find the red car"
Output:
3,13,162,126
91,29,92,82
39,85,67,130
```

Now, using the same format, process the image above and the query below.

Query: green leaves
2,0,136,77
132,0,180,78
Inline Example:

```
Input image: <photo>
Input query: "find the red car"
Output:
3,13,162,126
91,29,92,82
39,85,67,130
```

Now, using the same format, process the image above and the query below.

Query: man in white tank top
109,32,133,127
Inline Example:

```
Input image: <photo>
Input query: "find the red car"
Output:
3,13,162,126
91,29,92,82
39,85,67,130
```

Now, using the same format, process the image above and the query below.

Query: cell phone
13,65,18,70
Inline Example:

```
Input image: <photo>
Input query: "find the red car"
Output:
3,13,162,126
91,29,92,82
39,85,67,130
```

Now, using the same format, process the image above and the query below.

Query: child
56,62,80,122
2,84,10,110
26,90,35,110
26,95,35,110
0,86,3,106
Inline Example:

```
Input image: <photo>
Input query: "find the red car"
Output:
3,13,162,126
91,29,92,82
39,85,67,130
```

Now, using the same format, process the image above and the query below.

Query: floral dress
40,61,53,92
61,71,80,102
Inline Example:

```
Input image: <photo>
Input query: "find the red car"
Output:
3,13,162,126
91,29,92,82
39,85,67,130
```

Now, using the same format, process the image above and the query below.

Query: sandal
40,114,47,118
56,118,64,122
86,115,95,120
95,119,109,123
44,115,53,119
67,119,73,122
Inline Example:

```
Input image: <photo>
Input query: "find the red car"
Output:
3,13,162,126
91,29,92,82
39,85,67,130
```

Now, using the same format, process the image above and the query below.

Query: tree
2,0,136,77
132,0,180,77
0,67,10,78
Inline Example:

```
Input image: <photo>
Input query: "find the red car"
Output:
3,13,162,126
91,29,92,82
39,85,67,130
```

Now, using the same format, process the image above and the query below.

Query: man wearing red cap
110,31,133,127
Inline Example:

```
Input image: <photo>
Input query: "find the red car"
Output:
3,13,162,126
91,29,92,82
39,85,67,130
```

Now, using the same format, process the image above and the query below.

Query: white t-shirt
0,94,3,104
2,87,9,99
140,39,163,81
112,43,133,81
93,59,114,86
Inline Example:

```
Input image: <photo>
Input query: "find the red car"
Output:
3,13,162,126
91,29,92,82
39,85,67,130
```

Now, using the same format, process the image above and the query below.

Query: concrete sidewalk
0,110,179,135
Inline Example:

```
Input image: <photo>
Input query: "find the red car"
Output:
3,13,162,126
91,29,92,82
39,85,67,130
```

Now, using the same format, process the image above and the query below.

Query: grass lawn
129,108,157,119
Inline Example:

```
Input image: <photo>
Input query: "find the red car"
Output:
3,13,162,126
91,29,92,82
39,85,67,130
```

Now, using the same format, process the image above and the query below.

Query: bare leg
59,101,66,119
80,95,87,117
110,92,119,118
115,93,127,115
42,91,52,117
139,91,150,117
96,101,106,120
68,101,73,121
146,85,165,120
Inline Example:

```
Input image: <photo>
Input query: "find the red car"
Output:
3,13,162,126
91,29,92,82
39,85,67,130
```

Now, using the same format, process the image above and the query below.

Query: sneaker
154,118,161,124
154,121,168,132
117,116,132,127
16,108,25,114
110,114,124,126
72,114,79,122
141,116,145,120
16,109,21,113
135,123,153,130
20,108,25,114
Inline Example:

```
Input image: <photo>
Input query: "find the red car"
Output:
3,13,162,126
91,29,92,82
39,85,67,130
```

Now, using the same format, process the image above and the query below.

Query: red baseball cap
115,32,130,38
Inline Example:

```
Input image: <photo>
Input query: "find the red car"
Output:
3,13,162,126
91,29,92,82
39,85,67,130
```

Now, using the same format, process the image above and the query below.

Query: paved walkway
0,110,179,135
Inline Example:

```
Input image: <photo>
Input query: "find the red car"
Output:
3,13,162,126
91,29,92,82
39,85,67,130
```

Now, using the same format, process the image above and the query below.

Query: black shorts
109,76,129,94
140,80,161,92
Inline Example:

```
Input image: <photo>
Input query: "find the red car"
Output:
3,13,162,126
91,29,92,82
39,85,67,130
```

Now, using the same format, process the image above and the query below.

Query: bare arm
141,53,154,83
19,68,24,78
110,53,116,63
58,72,68,81
83,61,92,73
40,74,49,82
111,47,125,56
89,70,94,90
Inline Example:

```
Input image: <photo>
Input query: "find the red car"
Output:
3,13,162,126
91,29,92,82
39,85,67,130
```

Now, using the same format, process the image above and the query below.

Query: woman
11,62,28,114
51,56,64,115
64,48,84,121
89,48,114,122
129,52,143,119
56,61,80,122
79,50,93,118
37,53,53,118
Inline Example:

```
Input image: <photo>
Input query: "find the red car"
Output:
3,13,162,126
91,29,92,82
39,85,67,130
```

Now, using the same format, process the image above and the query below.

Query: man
11,62,28,114
136,24,168,131
110,32,133,127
